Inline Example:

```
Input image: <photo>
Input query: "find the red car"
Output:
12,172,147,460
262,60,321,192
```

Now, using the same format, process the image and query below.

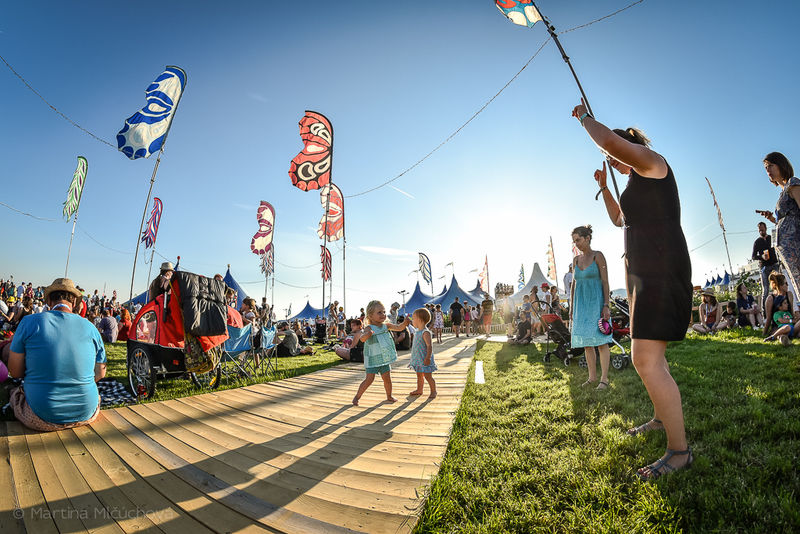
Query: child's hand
363,328,374,338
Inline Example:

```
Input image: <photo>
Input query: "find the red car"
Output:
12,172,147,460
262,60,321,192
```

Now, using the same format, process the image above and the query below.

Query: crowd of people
0,134,796,486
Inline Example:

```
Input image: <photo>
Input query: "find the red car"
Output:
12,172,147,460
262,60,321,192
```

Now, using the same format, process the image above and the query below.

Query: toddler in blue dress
408,307,437,399
352,300,412,406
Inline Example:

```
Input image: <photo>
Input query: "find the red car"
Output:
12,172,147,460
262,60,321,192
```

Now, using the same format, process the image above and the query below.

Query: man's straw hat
44,278,82,301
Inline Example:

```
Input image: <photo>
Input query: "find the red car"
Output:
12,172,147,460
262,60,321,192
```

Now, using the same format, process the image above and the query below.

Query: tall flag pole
419,253,433,295
141,197,164,288
495,1,621,200
546,236,558,284
318,184,344,314
63,156,88,277
120,65,187,302
518,264,525,290
705,177,734,276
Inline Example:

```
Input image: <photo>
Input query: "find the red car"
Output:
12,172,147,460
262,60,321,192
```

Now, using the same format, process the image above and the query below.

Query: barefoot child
352,300,411,406
408,307,437,399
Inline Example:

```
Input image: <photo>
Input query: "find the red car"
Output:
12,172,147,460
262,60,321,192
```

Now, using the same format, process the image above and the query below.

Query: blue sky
1,0,798,315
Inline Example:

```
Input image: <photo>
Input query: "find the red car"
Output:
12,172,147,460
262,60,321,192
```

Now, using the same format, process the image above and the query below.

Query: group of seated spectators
691,274,800,346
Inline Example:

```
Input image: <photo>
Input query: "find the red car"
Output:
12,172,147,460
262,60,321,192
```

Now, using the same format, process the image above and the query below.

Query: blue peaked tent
714,274,723,286
431,276,483,309
288,301,326,321
401,282,436,316
467,281,489,300
703,279,711,289
722,271,731,286
223,266,249,310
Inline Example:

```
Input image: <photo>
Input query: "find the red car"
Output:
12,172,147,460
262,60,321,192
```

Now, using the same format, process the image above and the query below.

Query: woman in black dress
572,100,693,480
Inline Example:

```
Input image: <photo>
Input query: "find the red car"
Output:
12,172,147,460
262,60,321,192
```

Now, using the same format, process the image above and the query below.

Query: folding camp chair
259,325,278,376
219,323,260,380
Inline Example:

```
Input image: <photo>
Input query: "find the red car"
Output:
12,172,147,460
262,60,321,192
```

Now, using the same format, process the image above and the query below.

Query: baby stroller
532,302,585,366
314,317,327,344
576,295,631,370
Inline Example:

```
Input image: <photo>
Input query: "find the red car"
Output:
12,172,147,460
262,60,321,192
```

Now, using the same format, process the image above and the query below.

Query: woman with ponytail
572,100,693,480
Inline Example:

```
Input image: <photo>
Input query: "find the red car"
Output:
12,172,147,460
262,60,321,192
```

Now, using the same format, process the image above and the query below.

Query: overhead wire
0,53,116,148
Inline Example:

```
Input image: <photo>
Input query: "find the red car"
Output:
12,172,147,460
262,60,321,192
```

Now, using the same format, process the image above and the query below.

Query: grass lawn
1,341,345,412
415,330,800,533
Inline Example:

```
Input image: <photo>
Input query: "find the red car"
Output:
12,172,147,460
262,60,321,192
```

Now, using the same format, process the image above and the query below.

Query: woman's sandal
581,379,597,388
595,381,609,390
627,418,663,436
636,448,693,481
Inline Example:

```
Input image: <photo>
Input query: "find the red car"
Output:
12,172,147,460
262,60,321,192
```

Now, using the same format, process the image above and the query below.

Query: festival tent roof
430,276,484,309
722,271,731,286
288,301,326,321
508,262,552,305
223,266,249,310
467,281,489,300
401,282,436,315
714,274,723,286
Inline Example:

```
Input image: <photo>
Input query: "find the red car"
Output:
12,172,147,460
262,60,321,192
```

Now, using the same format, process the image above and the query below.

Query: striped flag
63,156,88,221
546,236,557,281
518,264,525,290
140,197,162,249
320,245,332,281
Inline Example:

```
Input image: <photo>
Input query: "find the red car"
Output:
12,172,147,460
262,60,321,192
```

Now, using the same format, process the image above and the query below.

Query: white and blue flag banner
117,66,187,160
518,264,525,290
419,253,432,285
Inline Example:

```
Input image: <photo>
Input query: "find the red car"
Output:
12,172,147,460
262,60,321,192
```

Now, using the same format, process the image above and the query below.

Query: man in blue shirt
8,278,106,431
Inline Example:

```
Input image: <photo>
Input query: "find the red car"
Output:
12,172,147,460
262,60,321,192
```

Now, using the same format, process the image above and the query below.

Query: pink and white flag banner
320,245,332,281
141,197,162,249
479,255,489,292
251,201,275,255
546,237,557,281
317,184,344,242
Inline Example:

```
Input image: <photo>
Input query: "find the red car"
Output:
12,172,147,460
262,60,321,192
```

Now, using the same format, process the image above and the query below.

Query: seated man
274,321,313,357
510,313,532,344
7,278,106,432
98,308,118,343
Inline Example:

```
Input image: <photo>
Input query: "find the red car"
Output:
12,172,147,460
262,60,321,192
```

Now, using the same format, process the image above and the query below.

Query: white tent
508,262,553,305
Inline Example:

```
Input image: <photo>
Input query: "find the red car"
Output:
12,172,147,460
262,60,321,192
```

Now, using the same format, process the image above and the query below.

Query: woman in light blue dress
570,225,613,389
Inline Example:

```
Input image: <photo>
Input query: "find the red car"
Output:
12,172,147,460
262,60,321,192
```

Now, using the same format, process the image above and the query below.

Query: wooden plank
37,430,126,534
104,408,354,534
69,424,214,534
89,413,274,534
140,400,430,501
164,397,445,470
24,432,88,533
6,422,59,534
0,424,26,534
115,404,408,533
183,391,450,448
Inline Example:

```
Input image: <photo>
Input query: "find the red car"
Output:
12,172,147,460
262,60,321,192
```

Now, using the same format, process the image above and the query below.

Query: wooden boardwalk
1,335,475,534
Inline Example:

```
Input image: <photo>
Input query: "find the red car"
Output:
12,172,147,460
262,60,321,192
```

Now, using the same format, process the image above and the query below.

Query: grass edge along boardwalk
1,336,475,534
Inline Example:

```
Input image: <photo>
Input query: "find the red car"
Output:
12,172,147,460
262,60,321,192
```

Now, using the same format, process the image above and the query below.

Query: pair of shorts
365,364,391,375
451,316,462,326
